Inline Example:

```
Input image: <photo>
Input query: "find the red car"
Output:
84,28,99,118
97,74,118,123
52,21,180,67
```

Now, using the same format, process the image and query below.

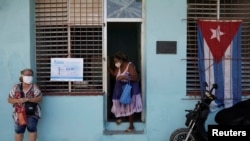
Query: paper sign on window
50,58,83,81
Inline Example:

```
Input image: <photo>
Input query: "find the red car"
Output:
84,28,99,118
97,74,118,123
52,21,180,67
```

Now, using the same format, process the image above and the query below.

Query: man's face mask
23,76,33,84
115,62,121,68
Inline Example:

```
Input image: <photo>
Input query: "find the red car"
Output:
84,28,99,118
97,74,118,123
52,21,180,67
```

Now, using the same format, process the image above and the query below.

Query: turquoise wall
0,0,217,141
0,0,32,140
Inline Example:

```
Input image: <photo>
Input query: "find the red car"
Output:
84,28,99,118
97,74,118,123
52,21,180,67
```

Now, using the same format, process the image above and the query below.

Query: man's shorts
15,116,38,134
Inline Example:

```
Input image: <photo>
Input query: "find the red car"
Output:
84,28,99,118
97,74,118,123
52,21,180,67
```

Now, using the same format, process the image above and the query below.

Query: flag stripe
224,42,233,107
232,27,242,104
204,40,214,89
215,58,224,107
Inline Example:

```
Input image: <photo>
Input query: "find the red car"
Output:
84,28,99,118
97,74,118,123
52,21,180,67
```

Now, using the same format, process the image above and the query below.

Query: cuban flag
197,20,242,111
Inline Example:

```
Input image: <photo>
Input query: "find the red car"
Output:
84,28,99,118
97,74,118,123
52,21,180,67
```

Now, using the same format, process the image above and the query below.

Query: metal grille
187,0,250,95
35,0,103,95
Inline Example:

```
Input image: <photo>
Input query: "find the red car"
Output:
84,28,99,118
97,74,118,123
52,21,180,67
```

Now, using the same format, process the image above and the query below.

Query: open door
107,22,142,122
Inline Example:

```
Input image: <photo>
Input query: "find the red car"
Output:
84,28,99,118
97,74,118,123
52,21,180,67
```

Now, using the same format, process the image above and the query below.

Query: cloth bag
17,107,27,125
119,81,132,104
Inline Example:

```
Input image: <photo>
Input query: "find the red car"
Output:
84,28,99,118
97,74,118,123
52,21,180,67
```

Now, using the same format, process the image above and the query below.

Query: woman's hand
17,98,29,104
117,75,128,81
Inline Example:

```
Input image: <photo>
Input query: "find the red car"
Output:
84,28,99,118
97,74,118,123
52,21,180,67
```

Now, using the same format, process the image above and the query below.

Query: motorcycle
169,82,218,141
215,98,250,125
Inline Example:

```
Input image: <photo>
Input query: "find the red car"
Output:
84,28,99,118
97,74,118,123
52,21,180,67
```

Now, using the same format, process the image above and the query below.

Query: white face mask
115,62,121,68
23,76,33,84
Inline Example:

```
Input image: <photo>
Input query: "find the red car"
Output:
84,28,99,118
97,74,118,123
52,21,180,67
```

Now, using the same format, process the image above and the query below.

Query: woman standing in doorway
108,51,143,132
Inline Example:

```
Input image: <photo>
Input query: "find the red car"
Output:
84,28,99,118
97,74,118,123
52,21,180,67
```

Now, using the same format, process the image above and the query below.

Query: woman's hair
113,51,129,62
19,68,34,82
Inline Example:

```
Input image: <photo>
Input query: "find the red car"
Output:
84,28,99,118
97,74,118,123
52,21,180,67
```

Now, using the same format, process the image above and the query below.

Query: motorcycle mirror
213,84,218,89
203,82,208,87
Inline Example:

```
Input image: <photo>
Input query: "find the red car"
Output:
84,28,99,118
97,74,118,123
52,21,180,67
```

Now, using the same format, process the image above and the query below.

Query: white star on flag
210,26,225,42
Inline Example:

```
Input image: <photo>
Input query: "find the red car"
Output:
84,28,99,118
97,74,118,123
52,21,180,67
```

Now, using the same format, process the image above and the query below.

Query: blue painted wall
0,0,217,141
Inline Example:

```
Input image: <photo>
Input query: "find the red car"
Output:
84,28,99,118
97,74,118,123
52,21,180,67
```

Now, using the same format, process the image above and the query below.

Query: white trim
140,0,145,122
106,18,142,22
103,0,108,122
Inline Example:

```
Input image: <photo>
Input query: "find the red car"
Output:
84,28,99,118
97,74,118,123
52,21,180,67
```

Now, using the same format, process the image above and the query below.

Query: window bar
67,0,72,92
217,0,220,20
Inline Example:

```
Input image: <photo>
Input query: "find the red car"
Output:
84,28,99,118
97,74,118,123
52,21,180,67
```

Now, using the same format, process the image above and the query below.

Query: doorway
107,22,142,122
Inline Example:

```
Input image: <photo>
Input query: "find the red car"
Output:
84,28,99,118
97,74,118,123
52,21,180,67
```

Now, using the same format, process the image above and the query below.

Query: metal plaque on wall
156,41,177,54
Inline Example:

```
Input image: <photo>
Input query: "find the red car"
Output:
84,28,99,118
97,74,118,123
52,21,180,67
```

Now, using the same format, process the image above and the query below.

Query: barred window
35,0,103,95
186,0,250,95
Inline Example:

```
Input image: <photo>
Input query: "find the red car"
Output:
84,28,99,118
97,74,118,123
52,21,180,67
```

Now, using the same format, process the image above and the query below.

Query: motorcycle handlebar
209,84,218,94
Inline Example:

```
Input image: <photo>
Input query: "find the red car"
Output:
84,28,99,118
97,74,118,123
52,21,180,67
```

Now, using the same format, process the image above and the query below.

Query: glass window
107,0,142,18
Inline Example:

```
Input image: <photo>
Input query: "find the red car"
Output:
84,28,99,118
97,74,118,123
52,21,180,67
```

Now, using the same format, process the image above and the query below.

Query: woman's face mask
23,76,33,84
115,62,121,68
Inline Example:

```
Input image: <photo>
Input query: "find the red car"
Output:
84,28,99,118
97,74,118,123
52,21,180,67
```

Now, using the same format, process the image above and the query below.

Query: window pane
70,0,102,25
107,0,142,18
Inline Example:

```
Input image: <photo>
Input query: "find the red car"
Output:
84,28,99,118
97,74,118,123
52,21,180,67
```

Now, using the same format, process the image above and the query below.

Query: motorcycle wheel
169,128,197,141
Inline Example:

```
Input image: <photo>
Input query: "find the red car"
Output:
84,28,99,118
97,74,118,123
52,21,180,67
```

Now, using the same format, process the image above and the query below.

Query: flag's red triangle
198,20,241,63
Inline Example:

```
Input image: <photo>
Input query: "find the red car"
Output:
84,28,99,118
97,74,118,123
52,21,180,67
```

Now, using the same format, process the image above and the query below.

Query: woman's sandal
116,119,122,125
125,128,135,133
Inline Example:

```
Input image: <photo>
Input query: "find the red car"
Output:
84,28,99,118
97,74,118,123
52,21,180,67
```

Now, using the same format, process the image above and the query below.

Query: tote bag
119,82,132,104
